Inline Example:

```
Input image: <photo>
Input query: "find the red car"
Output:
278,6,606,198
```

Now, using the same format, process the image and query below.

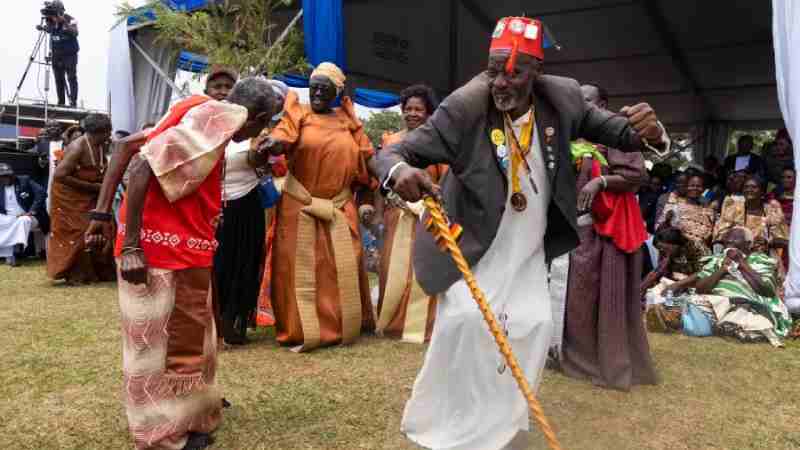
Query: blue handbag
682,302,713,337
257,175,281,209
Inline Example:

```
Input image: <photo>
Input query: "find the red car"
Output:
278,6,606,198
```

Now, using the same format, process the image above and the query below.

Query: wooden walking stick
422,195,563,450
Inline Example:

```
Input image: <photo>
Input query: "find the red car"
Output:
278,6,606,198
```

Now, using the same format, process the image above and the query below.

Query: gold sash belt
377,200,430,343
283,174,361,352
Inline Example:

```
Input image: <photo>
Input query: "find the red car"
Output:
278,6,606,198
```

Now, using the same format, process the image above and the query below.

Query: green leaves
116,0,309,78
362,111,403,148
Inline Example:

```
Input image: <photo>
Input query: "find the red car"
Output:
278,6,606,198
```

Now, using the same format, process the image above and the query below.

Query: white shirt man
0,164,45,266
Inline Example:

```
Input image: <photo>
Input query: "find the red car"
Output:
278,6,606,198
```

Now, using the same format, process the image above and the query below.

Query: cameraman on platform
40,1,79,108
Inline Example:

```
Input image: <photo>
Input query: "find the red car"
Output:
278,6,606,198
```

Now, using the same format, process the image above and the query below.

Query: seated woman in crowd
642,228,704,295
695,227,793,347
654,171,688,227
714,174,789,290
642,227,704,331
658,172,715,255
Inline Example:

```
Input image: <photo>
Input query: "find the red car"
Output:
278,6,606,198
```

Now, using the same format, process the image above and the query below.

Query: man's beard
491,86,533,115
492,92,521,112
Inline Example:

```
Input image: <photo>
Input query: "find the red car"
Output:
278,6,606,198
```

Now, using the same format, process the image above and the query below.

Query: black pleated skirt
214,187,266,321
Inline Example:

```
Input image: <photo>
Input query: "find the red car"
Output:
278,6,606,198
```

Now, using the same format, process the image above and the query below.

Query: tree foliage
117,0,309,77
728,129,778,156
362,111,403,148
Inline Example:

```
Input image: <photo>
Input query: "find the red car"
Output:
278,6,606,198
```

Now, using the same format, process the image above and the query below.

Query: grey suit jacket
376,73,649,295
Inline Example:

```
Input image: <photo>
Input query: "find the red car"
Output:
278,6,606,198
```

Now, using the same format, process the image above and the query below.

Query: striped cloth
697,252,793,338
119,266,221,450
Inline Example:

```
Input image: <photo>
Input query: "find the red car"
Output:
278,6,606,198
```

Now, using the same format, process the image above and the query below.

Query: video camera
40,1,64,19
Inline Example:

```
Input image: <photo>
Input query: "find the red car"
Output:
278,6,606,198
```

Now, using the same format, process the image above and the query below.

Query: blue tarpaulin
167,0,212,11
302,0,345,70
127,8,156,26
177,51,208,73
275,74,310,88
274,77,402,108
127,0,212,26
354,88,400,108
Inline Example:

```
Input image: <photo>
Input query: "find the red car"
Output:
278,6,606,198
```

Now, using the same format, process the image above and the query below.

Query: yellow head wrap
311,62,346,94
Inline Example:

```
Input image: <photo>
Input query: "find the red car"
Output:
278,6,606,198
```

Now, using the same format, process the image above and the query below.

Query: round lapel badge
491,129,505,146
496,144,508,159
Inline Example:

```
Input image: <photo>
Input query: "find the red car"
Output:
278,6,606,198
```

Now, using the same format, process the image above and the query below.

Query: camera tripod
11,17,69,110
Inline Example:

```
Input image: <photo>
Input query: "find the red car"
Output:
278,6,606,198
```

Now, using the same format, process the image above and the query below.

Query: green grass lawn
1,261,798,450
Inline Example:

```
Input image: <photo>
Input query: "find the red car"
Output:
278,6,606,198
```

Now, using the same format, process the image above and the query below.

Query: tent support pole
641,0,710,121
256,8,304,75
130,38,188,98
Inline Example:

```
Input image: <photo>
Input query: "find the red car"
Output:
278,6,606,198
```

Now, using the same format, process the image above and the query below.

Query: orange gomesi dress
269,92,376,351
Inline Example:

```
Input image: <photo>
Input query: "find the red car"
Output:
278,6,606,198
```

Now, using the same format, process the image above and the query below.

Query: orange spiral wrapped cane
422,196,563,450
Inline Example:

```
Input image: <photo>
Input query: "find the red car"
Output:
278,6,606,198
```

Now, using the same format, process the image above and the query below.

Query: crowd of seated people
640,131,800,345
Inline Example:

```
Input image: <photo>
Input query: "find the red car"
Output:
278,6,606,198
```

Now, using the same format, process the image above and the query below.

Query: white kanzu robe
0,186,37,258
402,113,554,450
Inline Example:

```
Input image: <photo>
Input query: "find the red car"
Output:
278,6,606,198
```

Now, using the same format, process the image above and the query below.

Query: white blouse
222,140,260,201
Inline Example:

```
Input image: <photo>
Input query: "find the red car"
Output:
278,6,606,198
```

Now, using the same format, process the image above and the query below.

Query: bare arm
664,274,699,294
695,266,728,295
53,141,101,194
93,131,148,214
247,149,270,169
641,258,670,297
85,132,148,251
255,137,287,156
738,259,775,298
122,157,150,248
116,155,152,285
696,256,734,294
578,98,667,153
603,174,639,193
577,174,639,212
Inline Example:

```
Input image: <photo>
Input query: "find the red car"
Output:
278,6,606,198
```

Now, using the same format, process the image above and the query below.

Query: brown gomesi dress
562,146,658,391
270,91,376,351
376,131,448,343
47,164,115,283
